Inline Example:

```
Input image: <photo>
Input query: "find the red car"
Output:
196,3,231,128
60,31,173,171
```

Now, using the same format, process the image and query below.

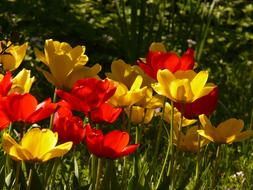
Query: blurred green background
0,0,252,124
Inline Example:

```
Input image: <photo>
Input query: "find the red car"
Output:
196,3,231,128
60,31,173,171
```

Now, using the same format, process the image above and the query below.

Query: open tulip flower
0,40,28,71
173,124,210,152
152,69,217,104
0,93,56,130
109,75,149,107
2,128,73,162
35,39,101,89
57,78,116,115
106,59,154,89
124,87,163,124
10,68,36,94
138,42,195,80
53,104,85,145
85,124,139,159
0,71,12,98
198,114,253,144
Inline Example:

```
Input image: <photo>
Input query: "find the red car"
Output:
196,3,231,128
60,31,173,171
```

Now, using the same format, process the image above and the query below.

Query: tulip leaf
5,169,13,188
0,165,5,190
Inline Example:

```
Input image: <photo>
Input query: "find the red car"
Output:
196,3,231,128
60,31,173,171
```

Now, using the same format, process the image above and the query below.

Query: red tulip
90,102,122,124
174,86,218,119
0,93,56,130
53,103,85,145
138,48,194,80
0,71,12,98
56,78,116,114
85,124,139,159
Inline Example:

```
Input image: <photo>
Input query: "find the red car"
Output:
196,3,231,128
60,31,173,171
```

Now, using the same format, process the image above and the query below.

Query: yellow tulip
108,75,148,107
173,124,210,152
152,69,216,103
35,39,101,89
124,87,163,124
106,59,154,89
2,128,73,162
160,102,196,126
0,41,28,71
198,114,253,144
10,69,35,94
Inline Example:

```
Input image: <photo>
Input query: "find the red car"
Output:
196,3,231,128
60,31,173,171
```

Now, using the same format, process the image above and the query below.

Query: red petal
90,103,122,124
27,98,56,123
0,71,12,97
180,48,195,70
116,144,140,158
103,130,129,154
4,93,37,122
0,109,11,130
85,124,104,157
175,87,218,119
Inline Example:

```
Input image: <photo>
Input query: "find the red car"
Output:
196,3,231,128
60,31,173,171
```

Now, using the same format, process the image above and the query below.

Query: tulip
56,78,116,115
197,114,253,144
0,71,12,98
85,124,139,159
138,42,194,80
0,93,56,130
173,125,210,152
160,102,197,126
106,59,154,89
35,39,101,89
0,40,28,71
174,86,218,119
10,69,36,94
108,75,148,107
2,128,73,162
152,69,216,103
90,102,122,124
53,105,85,145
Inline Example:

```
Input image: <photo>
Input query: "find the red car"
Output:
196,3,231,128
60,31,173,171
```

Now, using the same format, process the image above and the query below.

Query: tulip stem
211,144,221,189
194,122,202,189
49,88,57,129
155,101,174,190
95,158,103,190
14,161,21,190
91,155,97,190
26,166,34,190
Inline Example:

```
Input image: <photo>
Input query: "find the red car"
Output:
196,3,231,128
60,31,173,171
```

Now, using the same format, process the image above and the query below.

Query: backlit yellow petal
34,48,47,65
130,75,143,91
190,71,208,97
40,142,73,162
21,128,58,159
2,133,33,161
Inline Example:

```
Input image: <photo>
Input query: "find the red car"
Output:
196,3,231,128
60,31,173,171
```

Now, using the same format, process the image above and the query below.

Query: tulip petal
2,133,33,161
117,144,140,158
34,48,47,65
21,128,58,159
40,141,73,162
216,119,244,138
190,71,208,97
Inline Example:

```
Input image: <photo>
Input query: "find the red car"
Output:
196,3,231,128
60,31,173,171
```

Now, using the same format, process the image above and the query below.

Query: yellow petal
40,142,73,162
37,67,58,87
2,133,33,161
130,75,143,91
170,79,193,102
21,128,58,160
233,130,253,143
69,45,85,63
34,48,47,65
48,54,75,84
64,64,101,90
216,119,244,138
149,42,166,52
197,129,215,142
190,71,208,98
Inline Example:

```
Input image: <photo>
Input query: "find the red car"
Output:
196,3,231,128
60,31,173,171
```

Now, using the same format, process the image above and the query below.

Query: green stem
91,155,97,190
95,158,102,190
26,167,34,190
194,122,202,189
211,145,221,189
49,88,57,129
155,101,174,189
14,161,21,190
